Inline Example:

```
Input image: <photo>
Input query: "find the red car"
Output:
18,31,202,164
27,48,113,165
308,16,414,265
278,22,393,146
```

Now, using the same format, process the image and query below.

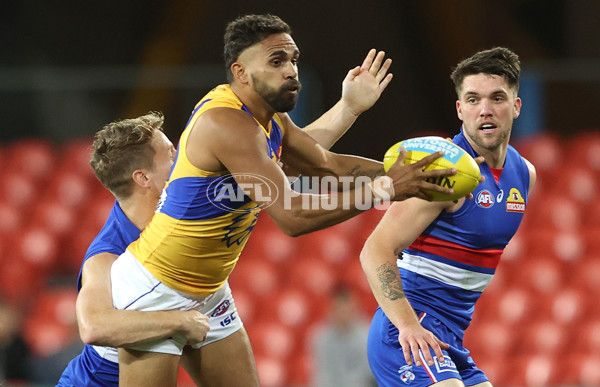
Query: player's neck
118,193,157,230
230,83,275,128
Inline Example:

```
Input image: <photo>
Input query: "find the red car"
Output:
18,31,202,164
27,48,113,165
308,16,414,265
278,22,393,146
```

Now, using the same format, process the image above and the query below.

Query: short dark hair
90,112,164,200
223,14,292,82
450,47,521,97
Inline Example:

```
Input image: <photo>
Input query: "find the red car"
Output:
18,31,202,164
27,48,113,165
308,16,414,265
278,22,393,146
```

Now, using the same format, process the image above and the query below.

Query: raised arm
76,253,210,347
359,199,454,367
299,49,393,149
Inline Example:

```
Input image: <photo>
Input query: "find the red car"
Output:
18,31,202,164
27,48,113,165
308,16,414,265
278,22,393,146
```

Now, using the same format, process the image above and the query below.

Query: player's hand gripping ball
384,136,481,201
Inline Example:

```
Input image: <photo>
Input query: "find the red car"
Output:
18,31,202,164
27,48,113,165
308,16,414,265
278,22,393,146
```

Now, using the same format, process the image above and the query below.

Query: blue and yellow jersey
128,84,285,295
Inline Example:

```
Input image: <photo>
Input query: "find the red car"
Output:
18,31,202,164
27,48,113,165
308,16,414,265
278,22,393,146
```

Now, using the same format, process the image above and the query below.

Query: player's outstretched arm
281,123,457,199
297,49,393,149
359,199,452,367
190,108,455,237
76,253,210,347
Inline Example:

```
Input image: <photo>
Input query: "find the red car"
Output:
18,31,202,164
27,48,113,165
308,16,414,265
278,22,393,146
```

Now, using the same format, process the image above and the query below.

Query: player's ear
231,62,248,84
513,97,522,119
132,169,151,188
456,100,463,121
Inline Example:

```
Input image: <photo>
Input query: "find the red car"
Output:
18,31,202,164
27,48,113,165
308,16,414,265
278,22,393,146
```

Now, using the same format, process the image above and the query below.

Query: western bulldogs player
361,47,536,386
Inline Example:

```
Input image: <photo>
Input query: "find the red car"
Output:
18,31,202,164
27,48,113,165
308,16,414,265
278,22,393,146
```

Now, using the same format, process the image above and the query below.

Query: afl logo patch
476,190,495,208
211,300,231,317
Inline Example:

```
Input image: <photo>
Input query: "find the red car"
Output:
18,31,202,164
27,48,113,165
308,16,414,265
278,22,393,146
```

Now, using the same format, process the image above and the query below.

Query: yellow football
383,136,481,201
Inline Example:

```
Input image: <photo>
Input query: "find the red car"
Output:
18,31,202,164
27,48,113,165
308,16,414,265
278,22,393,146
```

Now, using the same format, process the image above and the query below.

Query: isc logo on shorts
211,300,230,317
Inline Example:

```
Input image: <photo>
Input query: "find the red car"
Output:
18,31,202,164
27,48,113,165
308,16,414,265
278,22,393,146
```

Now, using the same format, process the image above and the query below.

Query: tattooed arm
360,198,455,367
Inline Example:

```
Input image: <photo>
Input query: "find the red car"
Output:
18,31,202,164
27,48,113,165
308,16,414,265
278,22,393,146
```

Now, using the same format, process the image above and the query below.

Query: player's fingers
474,155,485,165
376,58,392,82
411,150,444,169
401,344,413,366
428,340,446,364
419,181,454,196
416,340,437,366
420,167,457,178
360,49,377,72
410,342,422,367
437,338,450,350
391,146,407,166
378,73,394,91
369,50,386,75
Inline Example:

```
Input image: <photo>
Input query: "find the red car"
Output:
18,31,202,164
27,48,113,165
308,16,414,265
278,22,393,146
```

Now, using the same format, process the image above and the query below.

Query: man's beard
252,75,302,112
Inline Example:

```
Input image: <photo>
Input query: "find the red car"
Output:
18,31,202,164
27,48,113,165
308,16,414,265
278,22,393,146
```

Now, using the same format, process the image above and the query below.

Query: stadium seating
1,130,599,386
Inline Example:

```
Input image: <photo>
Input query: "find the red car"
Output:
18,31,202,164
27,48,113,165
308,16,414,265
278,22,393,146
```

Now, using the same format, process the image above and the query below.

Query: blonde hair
90,111,164,199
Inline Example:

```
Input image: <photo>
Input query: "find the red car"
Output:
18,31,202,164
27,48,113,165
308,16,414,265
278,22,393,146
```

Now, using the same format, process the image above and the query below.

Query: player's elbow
78,316,110,345
78,321,102,345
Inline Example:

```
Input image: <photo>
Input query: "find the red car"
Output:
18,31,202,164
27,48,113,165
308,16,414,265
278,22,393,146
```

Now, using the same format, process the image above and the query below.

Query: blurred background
0,0,599,386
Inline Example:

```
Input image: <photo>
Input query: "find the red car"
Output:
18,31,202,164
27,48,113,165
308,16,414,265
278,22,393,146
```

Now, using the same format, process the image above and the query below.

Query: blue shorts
57,344,119,386
367,307,488,386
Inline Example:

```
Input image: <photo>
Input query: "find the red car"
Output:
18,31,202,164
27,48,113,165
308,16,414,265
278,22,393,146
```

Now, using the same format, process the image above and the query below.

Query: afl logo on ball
476,190,495,208
211,300,231,317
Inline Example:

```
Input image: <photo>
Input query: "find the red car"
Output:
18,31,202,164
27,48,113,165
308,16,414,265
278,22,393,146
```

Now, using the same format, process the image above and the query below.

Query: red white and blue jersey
58,201,139,386
399,128,530,339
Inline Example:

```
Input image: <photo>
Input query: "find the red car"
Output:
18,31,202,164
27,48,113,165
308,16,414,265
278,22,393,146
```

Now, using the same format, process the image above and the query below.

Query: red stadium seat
247,321,296,359
0,172,37,209
23,317,75,357
572,320,600,357
550,287,588,326
564,166,598,204
517,320,567,357
229,257,279,298
274,289,313,328
288,257,336,298
572,254,600,296
46,170,91,209
0,255,45,305
16,227,59,273
0,202,23,236
254,355,287,387
569,130,600,172
572,354,600,386
286,353,312,386
5,138,56,183
33,287,78,326
513,255,565,295
463,320,515,360
482,287,534,327
31,199,76,237
58,138,95,179
502,354,558,386
514,132,563,180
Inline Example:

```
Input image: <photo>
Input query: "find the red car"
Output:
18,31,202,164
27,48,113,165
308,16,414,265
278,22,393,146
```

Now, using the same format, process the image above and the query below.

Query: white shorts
111,250,243,356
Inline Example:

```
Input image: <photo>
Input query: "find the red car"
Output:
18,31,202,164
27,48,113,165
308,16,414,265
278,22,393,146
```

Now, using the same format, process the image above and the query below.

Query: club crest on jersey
506,188,525,213
398,365,415,384
476,190,495,208
211,300,230,317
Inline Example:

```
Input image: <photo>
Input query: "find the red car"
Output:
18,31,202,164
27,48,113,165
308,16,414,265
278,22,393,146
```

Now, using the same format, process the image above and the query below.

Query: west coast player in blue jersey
361,47,537,386
56,35,444,386
109,14,459,387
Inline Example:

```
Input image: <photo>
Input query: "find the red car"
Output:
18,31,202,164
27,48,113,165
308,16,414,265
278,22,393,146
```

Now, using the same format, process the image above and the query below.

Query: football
383,136,481,201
